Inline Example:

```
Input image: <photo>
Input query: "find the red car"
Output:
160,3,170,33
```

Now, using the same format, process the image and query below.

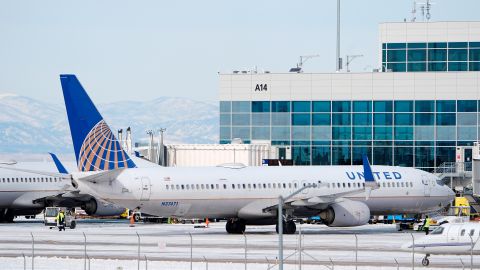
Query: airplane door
447,224,461,243
140,177,151,201
421,175,431,197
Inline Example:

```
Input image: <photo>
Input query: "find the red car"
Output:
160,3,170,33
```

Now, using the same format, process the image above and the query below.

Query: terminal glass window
292,114,310,125
395,101,413,112
458,100,477,112
353,101,372,112
332,113,351,125
293,101,311,112
436,113,456,126
232,101,250,112
436,100,456,112
312,101,330,112
353,113,372,125
272,101,290,112
415,100,434,112
374,113,393,125
220,101,231,113
293,146,310,165
394,113,413,125
252,101,270,112
332,101,351,112
382,42,480,72
312,114,331,125
220,98,480,170
374,101,393,112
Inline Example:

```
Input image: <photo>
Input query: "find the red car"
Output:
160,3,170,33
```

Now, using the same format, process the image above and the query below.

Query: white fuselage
78,164,454,220
404,222,480,255
0,162,76,209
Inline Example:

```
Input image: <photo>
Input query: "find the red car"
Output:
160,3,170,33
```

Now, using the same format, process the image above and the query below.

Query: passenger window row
460,229,479,236
164,180,413,191
1,177,60,183
380,181,414,188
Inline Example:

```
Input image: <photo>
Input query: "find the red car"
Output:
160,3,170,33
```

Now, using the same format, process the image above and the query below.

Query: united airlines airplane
62,74,456,234
2,75,455,234
0,154,125,222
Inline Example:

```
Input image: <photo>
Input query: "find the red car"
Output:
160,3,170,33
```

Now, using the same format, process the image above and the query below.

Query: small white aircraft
402,222,480,266
0,154,125,222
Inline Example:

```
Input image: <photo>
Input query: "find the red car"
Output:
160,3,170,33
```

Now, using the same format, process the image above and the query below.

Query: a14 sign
254,84,268,91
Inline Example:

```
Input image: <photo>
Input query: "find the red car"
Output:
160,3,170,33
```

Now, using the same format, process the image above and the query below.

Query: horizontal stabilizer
77,168,125,183
0,160,17,165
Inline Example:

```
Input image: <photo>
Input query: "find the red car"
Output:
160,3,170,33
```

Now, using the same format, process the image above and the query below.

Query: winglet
362,154,375,182
48,153,69,174
362,154,379,200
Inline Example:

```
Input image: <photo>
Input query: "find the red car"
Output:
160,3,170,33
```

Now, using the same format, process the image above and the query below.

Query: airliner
402,222,480,266
2,74,455,234
0,154,125,222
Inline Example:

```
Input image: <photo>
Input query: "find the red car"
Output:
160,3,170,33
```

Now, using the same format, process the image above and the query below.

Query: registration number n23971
161,201,178,207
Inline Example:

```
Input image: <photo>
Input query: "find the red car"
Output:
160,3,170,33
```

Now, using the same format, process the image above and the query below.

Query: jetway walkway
433,162,472,181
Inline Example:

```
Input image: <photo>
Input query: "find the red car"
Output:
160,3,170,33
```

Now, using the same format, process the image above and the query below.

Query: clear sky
0,0,479,104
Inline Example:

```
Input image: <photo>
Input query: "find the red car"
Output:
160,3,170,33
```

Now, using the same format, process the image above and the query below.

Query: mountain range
0,93,219,154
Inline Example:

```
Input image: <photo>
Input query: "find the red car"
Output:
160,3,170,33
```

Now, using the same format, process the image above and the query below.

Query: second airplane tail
60,74,136,172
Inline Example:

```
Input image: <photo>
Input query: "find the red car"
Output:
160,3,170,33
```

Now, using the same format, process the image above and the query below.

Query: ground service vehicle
44,207,77,229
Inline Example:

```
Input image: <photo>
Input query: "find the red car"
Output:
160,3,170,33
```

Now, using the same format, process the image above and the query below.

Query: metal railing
433,161,472,180
5,229,476,270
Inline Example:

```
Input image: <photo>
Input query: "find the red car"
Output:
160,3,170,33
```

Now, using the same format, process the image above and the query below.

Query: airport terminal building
219,21,480,171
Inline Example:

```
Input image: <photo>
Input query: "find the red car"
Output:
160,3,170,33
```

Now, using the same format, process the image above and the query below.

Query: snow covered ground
0,219,476,270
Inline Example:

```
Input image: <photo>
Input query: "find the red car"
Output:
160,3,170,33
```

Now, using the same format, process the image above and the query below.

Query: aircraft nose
444,185,455,199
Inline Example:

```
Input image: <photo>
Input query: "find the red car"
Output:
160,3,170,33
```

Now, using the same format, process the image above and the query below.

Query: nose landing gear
422,254,430,266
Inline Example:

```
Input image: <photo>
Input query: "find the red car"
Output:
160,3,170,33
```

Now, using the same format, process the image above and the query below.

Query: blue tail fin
60,74,136,172
362,154,375,182
48,153,68,174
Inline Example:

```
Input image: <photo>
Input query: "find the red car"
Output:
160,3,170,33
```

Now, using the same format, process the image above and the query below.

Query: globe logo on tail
78,120,136,171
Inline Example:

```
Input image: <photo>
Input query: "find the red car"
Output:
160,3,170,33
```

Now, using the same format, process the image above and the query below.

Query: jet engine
319,200,370,227
81,198,125,216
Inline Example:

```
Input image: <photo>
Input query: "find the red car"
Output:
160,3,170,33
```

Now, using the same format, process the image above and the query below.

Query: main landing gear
275,220,296,234
226,219,246,234
0,209,14,223
422,254,430,266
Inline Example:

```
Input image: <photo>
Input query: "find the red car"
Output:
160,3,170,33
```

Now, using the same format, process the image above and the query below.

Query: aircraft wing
261,188,365,213
262,154,379,213
288,188,365,206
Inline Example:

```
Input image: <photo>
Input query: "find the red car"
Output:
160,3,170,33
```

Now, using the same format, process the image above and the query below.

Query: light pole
346,55,364,72
336,0,341,71
158,128,166,166
410,233,415,270
30,232,34,270
278,183,317,270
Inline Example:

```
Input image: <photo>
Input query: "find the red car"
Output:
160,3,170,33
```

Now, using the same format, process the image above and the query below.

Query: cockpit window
436,179,445,186
431,227,444,235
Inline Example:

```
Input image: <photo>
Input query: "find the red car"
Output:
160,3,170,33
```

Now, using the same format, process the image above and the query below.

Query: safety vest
424,218,431,228
56,212,65,223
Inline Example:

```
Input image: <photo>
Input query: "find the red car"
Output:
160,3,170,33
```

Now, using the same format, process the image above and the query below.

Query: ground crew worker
56,210,66,231
423,215,431,235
